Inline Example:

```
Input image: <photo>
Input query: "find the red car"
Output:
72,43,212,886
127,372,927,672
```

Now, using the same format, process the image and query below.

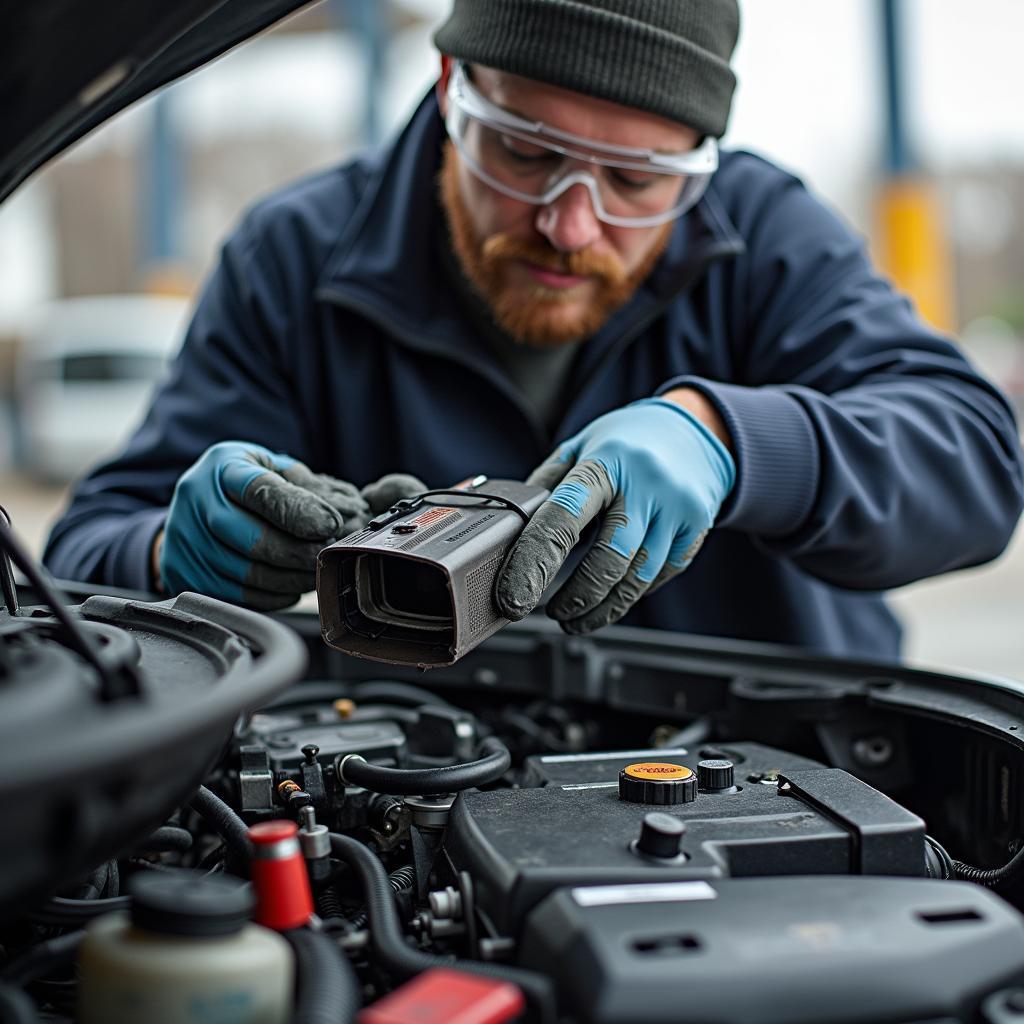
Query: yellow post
874,176,956,334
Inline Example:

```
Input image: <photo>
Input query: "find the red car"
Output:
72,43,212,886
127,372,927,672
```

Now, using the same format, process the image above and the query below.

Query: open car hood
0,0,317,204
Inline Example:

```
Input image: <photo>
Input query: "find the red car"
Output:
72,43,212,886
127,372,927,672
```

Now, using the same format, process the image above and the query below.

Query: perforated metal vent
341,528,373,546
400,510,464,549
465,553,504,635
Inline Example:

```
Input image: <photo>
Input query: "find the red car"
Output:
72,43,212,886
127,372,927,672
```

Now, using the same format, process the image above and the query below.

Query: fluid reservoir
78,870,293,1024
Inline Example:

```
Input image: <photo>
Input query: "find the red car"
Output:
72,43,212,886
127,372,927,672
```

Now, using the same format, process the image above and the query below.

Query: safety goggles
444,62,717,228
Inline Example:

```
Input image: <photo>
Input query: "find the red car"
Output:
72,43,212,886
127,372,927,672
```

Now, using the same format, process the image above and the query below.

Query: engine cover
520,876,1024,1024
443,742,926,934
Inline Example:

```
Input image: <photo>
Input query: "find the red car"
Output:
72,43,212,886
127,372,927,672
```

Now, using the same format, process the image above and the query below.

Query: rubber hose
328,835,555,1023
134,826,193,854
0,984,36,1024
346,864,418,931
189,786,252,877
1,932,85,987
662,717,712,749
26,896,130,926
70,862,112,901
338,737,510,795
263,682,351,710
284,928,361,1024
106,857,120,897
316,886,344,921
351,681,459,711
0,504,19,616
924,835,954,880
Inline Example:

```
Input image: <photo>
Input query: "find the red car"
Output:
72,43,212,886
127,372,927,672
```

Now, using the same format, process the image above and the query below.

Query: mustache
480,233,628,285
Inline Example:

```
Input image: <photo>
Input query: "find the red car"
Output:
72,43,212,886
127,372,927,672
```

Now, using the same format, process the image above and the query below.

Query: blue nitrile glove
160,440,425,610
495,399,736,634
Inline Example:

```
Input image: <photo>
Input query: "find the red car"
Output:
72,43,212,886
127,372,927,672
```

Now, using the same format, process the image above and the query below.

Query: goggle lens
445,67,716,228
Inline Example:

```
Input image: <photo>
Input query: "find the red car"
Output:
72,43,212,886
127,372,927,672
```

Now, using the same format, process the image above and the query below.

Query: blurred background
1,0,1022,678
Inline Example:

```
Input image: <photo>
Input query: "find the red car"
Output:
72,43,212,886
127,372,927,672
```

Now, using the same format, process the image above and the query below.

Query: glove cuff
639,398,737,496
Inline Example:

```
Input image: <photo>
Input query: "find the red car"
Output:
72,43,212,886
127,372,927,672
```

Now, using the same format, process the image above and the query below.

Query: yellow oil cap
619,762,698,804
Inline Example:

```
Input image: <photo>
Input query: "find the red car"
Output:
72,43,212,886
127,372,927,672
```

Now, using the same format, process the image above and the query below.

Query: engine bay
4,539,1024,1023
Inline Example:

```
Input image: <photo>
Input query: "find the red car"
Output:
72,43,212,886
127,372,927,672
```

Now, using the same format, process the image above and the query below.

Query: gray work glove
359,473,429,518
495,399,735,634
159,441,424,610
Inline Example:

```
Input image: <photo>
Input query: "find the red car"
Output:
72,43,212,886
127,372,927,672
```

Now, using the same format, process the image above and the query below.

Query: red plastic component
250,820,300,845
357,969,525,1024
248,819,314,931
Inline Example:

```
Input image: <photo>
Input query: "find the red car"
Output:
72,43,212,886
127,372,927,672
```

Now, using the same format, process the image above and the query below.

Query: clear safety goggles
444,62,717,228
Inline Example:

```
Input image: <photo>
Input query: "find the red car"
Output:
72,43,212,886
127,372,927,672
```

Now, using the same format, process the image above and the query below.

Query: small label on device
572,881,717,908
623,762,693,781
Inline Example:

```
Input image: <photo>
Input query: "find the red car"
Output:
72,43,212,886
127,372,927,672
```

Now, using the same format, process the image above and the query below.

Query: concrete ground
2,468,1023,684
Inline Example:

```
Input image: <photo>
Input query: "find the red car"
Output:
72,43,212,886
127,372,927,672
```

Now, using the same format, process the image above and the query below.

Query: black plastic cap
636,813,686,859
697,759,736,792
130,869,254,937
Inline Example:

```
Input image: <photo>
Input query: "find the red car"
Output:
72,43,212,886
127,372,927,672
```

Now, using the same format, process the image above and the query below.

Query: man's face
438,61,701,347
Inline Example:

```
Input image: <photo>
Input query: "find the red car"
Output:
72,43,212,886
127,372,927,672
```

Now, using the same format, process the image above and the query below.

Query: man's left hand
495,392,736,634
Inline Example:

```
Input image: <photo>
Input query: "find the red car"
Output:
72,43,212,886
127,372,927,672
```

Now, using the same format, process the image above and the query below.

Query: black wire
952,840,1024,889
0,504,19,615
0,983,37,1024
337,736,511,795
1,932,85,987
414,490,533,524
0,513,127,698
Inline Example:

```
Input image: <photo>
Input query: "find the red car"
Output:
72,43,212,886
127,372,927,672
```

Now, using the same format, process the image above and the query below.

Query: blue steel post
880,0,912,175
334,0,388,146
141,90,182,281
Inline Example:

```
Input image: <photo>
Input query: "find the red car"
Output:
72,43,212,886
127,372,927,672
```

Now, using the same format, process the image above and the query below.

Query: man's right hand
157,441,424,610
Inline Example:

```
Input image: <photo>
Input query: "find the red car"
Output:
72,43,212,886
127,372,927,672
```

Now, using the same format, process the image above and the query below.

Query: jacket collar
316,91,746,441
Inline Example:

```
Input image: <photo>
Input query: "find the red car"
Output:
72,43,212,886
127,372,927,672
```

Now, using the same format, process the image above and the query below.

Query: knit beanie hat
433,0,741,138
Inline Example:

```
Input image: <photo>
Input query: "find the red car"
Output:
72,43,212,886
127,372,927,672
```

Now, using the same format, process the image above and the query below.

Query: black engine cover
519,876,1024,1023
444,743,926,934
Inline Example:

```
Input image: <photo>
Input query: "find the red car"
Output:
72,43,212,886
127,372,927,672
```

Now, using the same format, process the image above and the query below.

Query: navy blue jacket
45,94,1024,659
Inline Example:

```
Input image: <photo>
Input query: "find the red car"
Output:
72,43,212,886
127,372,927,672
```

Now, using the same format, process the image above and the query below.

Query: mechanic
44,0,1024,657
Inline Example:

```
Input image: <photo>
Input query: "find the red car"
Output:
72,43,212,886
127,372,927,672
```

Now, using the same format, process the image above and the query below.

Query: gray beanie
433,0,741,138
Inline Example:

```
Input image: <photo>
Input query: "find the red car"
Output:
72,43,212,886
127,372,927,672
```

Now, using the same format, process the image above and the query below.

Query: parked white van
16,295,189,481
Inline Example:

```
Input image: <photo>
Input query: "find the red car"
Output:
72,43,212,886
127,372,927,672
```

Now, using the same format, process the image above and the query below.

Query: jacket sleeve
658,170,1024,590
43,214,312,591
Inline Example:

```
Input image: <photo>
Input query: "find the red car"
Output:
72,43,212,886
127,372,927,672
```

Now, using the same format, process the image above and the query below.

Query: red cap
248,819,313,930
250,820,300,846
357,968,524,1024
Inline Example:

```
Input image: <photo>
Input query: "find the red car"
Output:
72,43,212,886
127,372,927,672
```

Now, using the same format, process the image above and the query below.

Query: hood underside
0,0,318,204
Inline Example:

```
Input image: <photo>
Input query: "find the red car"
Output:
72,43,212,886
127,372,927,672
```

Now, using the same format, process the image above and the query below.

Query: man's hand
157,441,424,610
495,395,735,634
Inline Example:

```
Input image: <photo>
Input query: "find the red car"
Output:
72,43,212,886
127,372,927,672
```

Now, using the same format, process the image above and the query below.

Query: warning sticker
572,881,717,907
